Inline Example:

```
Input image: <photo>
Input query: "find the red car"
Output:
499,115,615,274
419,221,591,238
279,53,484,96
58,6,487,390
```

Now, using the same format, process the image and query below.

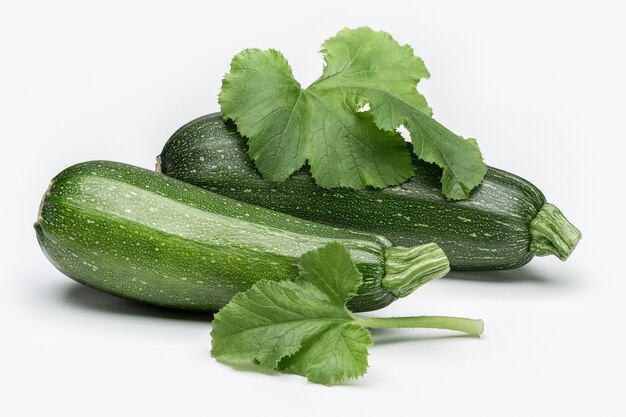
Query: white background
2,0,624,415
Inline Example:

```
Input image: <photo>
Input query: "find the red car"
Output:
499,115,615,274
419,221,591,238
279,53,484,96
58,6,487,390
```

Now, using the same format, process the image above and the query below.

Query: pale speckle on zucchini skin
160,113,547,271
36,161,396,312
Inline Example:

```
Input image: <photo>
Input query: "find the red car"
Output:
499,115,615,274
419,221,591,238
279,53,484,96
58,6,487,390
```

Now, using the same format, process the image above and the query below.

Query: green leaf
219,27,487,199
210,279,352,370
211,242,484,385
210,243,367,384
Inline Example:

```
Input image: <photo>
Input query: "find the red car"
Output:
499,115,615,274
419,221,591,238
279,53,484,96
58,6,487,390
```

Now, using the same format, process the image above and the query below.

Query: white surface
1,1,624,416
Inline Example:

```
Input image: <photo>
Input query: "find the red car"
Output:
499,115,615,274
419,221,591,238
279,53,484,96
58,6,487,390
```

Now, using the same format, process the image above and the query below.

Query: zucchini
35,161,449,312
158,113,581,271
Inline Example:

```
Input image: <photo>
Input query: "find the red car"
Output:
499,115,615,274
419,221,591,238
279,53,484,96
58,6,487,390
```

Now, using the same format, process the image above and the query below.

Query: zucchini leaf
219,27,487,199
211,242,484,385
210,242,369,384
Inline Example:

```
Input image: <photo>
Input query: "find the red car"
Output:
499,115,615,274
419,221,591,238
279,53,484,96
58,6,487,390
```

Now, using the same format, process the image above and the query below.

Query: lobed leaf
219,27,487,199
210,243,371,384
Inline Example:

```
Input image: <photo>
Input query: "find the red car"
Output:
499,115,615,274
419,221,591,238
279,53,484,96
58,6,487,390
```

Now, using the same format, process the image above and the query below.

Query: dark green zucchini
35,161,449,312
158,113,581,271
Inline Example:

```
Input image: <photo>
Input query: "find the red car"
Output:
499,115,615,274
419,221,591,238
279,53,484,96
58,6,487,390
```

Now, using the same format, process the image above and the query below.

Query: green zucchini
158,113,581,271
35,161,450,312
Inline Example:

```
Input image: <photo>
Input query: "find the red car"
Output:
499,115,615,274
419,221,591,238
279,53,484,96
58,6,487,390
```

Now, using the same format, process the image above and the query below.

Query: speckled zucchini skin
159,113,546,271
35,161,398,312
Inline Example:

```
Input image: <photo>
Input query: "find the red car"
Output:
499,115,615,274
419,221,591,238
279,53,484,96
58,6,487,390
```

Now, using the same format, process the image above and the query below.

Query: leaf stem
354,315,484,337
